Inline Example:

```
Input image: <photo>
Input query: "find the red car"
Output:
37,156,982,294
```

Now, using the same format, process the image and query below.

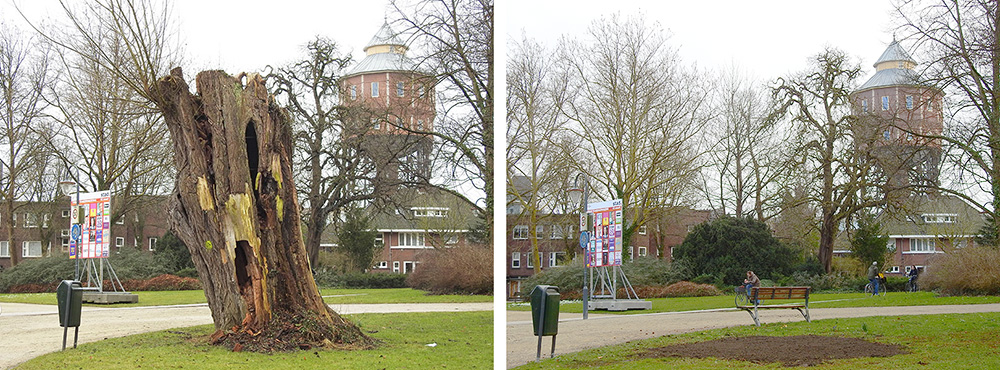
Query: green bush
107,246,173,280
673,216,797,286
521,256,688,297
0,254,75,292
336,272,408,289
773,270,867,292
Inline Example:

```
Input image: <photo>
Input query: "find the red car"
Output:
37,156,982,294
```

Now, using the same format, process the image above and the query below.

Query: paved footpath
506,302,1000,368
0,301,491,370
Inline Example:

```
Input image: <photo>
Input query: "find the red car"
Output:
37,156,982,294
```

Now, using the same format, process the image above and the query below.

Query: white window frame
922,213,957,224
22,241,43,257
512,225,529,240
62,210,71,218
526,252,541,268
393,261,400,273
862,99,868,113
535,225,544,239
350,85,357,100
374,233,384,246
882,96,889,110
638,246,647,257
417,119,424,130
372,117,381,130
61,229,71,237
399,232,425,247
418,84,425,98
444,235,459,245
377,261,388,269
116,237,125,248
396,82,405,97
550,224,563,239
116,215,125,225
371,82,379,97
23,213,38,228
511,252,521,269
910,238,936,253
906,95,914,109
0,241,8,258
42,214,51,228
638,225,647,235
890,265,900,273
549,252,565,267
149,237,158,251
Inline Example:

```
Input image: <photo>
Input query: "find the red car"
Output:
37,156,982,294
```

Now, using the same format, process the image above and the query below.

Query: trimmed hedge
5,274,202,293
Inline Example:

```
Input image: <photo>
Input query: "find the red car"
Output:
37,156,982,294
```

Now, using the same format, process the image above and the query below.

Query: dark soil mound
637,335,907,367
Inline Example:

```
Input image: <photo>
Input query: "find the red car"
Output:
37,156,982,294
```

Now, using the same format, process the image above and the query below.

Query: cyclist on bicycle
867,261,880,296
907,266,919,291
744,270,760,304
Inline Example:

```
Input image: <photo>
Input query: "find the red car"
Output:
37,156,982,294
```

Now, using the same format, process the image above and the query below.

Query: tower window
883,130,891,140
862,99,868,113
906,95,913,110
371,82,379,97
372,118,380,130
396,82,405,97
418,84,425,98
350,85,357,100
882,96,889,111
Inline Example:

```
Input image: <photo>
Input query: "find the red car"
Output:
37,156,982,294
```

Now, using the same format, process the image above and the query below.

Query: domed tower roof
346,22,421,77
858,40,920,91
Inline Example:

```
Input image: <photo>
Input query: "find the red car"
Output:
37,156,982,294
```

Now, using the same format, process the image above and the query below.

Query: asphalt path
0,301,491,370
506,302,1000,368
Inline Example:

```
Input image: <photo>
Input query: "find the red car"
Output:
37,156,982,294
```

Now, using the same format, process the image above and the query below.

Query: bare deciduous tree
896,0,1000,236
0,22,53,267
558,14,706,255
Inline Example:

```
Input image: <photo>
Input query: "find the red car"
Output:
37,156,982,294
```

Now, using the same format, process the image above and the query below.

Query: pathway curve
0,301,491,369
506,303,1000,368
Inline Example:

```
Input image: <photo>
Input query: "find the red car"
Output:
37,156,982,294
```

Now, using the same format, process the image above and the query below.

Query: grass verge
0,288,491,307
17,311,492,370
513,311,1000,369
508,292,1000,314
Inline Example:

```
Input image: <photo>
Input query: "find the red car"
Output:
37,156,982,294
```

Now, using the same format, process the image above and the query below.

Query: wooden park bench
735,286,811,326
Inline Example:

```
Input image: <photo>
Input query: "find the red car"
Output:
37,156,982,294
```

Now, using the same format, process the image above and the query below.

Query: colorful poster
585,199,624,267
69,190,112,259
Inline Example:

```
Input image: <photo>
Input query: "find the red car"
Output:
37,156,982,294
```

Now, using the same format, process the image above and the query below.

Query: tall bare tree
705,67,791,221
0,22,53,266
558,14,707,254
507,36,574,272
896,0,1000,237
393,0,494,244
773,48,886,273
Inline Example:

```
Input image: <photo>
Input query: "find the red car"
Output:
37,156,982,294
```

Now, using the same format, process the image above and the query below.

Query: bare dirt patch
636,335,908,367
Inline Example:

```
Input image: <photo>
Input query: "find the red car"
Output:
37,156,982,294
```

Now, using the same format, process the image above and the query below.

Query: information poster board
69,190,111,259
585,199,623,268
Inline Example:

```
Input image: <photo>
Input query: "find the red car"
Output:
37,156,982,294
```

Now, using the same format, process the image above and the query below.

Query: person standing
867,261,880,296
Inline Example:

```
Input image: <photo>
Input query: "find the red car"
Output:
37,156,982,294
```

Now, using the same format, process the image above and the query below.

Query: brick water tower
852,40,944,200
341,22,435,183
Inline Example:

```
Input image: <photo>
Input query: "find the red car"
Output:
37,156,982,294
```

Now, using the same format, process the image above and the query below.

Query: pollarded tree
673,216,796,286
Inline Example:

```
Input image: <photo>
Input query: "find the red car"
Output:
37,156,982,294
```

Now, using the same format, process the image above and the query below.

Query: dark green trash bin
530,285,559,336
57,280,83,328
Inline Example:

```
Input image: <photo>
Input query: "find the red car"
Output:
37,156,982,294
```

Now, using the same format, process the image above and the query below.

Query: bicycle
865,279,887,296
905,279,919,292
735,286,753,307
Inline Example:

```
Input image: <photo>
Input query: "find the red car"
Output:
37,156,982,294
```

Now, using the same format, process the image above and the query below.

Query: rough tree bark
149,68,374,351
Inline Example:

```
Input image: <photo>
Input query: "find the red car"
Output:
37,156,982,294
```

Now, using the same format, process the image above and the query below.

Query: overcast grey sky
506,0,903,81
3,0,398,74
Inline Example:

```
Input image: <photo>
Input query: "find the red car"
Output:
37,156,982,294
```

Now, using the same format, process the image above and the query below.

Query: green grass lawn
17,311,492,370
508,291,1000,314
0,288,491,307
513,311,1000,369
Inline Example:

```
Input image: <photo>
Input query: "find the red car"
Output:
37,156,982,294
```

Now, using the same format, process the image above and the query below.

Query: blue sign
71,224,82,240
579,231,589,249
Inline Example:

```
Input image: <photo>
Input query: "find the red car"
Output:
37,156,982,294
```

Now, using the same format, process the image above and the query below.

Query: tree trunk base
210,309,377,352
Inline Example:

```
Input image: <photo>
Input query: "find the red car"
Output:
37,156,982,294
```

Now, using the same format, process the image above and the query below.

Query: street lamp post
567,174,590,320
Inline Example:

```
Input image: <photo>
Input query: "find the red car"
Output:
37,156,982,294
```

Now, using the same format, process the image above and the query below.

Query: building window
882,96,889,110
61,237,70,248
512,225,529,240
393,261,400,272
412,207,448,217
890,265,900,273
22,241,42,257
549,252,565,267
372,117,381,130
444,235,459,245
921,214,957,223
638,225,647,235
61,229,71,237
535,225,544,239
116,237,125,248
42,214,50,228
374,233,384,246
62,210,70,218
149,237,158,251
910,238,936,252
399,233,425,247
0,241,8,257
527,252,541,268
638,246,647,257
511,252,521,269
350,85,357,100
371,82,379,97
862,99,868,113
396,82,405,97
550,225,563,239
377,261,388,269
418,84,425,98
417,120,424,130
883,130,891,140
116,215,125,225
906,95,914,109
23,213,38,228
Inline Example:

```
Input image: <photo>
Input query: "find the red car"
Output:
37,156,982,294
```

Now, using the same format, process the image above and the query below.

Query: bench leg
795,307,811,322
752,306,760,326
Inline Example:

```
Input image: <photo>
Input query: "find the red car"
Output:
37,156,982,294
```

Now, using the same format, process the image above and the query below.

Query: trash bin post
57,280,86,350
530,285,560,361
